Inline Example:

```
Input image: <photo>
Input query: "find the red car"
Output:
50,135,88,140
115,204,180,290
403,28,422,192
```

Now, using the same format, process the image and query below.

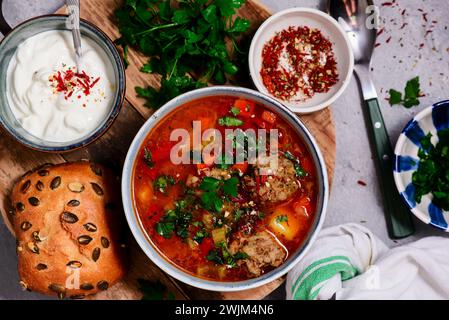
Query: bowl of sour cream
0,15,125,152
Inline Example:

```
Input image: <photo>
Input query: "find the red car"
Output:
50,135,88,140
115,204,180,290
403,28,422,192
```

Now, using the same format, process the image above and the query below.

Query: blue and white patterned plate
394,100,449,231
394,100,449,232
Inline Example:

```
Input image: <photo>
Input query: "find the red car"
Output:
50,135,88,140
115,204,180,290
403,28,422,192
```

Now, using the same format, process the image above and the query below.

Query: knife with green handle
328,0,414,239
355,65,414,239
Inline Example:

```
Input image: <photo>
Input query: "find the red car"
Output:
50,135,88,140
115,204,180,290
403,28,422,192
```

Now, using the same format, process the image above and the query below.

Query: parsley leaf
215,0,246,16
389,89,402,105
192,221,204,228
234,209,243,221
421,133,433,151
223,177,239,197
199,177,221,192
230,106,241,116
138,279,175,300
276,215,288,223
201,191,223,213
193,230,208,243
284,151,308,178
144,147,154,168
404,77,420,101
156,222,175,238
388,76,422,108
206,249,224,264
233,252,249,260
154,175,176,193
227,17,250,33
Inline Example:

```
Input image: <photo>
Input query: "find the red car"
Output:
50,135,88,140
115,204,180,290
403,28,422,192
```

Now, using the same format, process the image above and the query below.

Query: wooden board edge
49,0,337,301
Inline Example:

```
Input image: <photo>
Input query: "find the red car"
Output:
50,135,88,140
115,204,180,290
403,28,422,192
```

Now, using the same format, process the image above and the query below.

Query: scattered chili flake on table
49,66,101,100
422,13,428,23
260,26,339,102
357,180,367,187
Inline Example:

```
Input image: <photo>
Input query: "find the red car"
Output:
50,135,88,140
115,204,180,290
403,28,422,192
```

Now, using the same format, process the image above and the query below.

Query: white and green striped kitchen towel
286,224,449,300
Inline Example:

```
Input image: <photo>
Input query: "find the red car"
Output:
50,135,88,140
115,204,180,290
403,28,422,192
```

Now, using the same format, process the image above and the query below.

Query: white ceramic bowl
122,86,329,292
393,100,449,231
248,8,354,114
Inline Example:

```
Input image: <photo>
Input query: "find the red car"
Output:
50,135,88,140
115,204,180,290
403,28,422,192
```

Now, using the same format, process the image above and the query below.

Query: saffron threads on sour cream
260,26,339,102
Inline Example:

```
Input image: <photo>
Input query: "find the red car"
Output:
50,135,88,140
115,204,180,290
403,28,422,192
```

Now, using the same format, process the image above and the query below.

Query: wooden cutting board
0,0,336,300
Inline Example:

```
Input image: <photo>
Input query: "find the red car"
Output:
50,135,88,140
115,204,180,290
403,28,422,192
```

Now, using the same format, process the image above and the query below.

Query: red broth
133,96,317,281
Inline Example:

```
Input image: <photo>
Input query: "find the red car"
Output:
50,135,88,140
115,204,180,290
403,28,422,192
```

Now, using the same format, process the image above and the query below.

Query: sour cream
6,30,116,143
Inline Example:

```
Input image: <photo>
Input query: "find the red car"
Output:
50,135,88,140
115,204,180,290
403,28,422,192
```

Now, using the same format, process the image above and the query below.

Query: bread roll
11,161,127,299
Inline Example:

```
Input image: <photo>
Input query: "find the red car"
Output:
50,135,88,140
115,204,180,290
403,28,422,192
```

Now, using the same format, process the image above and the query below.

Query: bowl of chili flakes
249,8,354,114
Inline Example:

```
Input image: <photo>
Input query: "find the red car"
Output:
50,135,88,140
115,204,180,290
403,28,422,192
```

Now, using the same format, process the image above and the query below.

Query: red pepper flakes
49,67,101,100
377,28,385,36
260,26,339,102
357,180,367,187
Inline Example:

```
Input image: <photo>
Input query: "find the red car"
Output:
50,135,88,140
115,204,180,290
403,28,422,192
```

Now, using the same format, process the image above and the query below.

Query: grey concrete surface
1,0,448,300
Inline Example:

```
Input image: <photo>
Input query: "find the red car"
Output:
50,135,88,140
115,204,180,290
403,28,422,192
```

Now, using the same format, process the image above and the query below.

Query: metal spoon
328,0,414,239
66,0,82,72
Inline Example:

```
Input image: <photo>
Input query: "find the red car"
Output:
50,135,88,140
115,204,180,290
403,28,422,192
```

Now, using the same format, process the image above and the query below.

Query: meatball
229,230,287,276
244,156,300,205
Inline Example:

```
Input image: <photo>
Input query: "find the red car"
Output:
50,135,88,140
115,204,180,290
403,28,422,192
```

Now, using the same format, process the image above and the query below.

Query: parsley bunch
413,129,449,211
115,0,251,109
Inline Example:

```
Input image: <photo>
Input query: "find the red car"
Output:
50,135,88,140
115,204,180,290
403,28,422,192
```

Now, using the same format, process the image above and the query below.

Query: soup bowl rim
122,86,329,292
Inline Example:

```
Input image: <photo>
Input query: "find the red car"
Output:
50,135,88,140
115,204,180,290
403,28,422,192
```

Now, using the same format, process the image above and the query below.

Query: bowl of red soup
122,86,328,291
